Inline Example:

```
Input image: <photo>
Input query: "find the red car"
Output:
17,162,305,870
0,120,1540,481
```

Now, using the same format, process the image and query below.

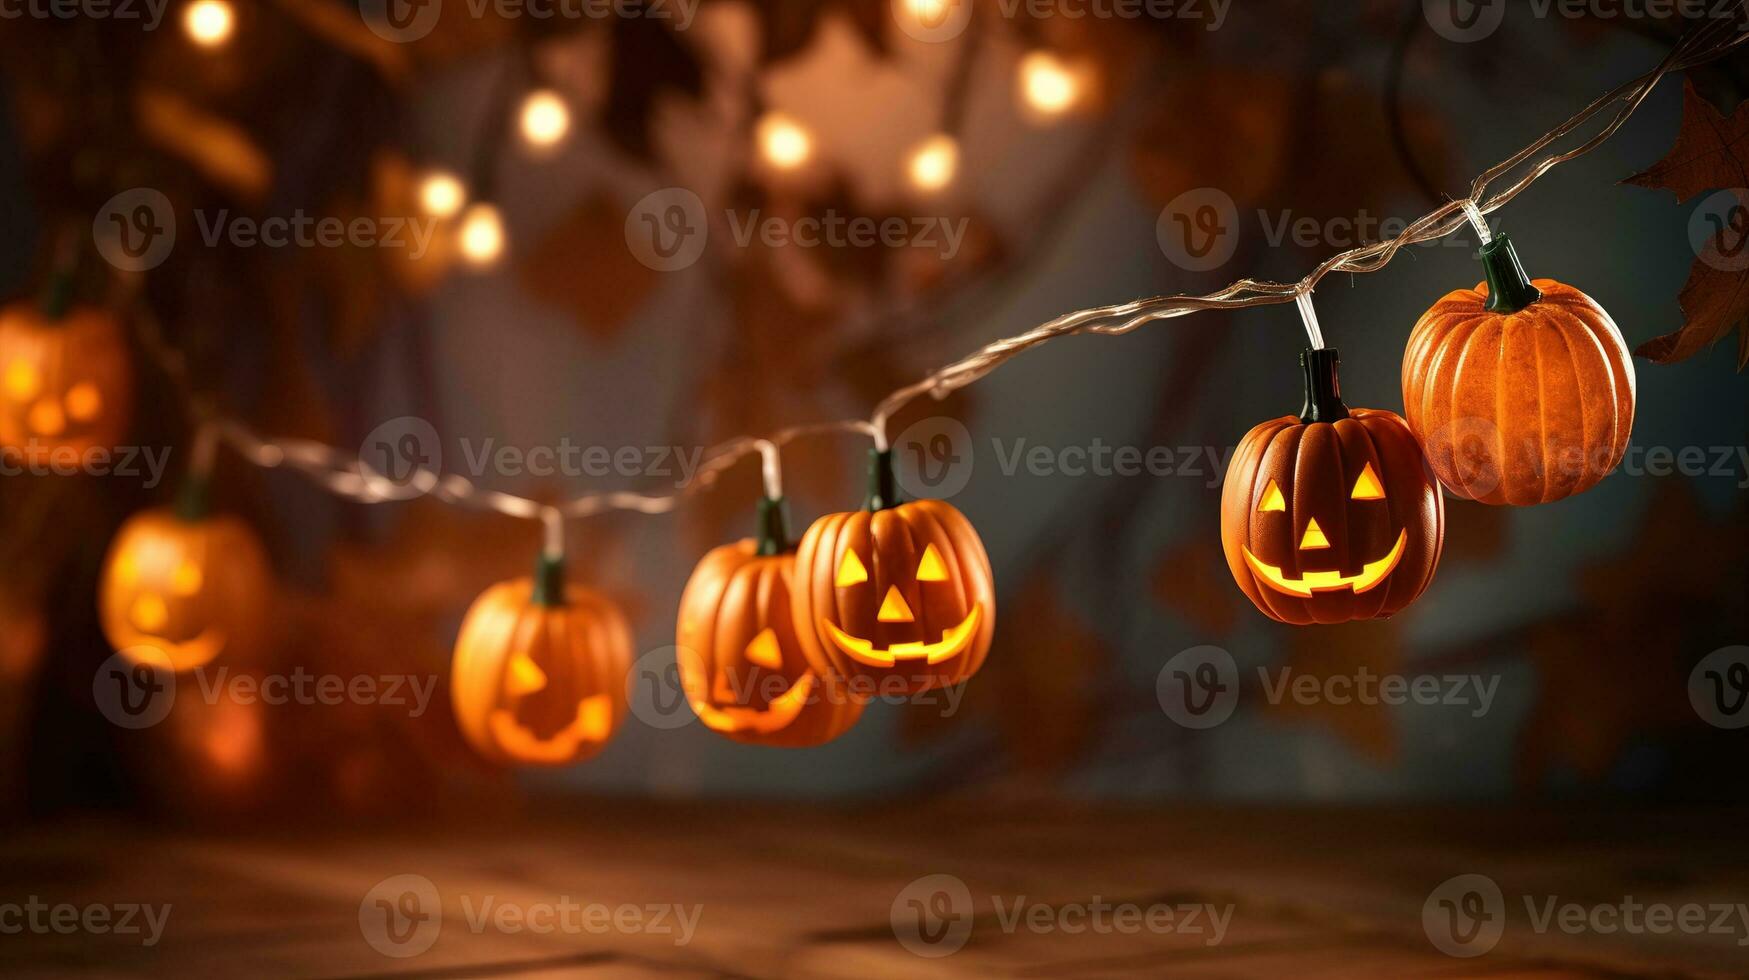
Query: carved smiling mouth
690,674,816,735
1242,529,1407,598
487,693,612,765
822,604,982,667
113,627,228,672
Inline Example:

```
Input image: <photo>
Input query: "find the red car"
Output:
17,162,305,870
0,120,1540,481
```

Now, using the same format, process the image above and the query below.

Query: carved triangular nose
1300,518,1330,550
877,585,915,623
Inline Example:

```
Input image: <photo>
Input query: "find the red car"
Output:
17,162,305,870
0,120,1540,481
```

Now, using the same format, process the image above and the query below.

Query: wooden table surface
0,802,1743,978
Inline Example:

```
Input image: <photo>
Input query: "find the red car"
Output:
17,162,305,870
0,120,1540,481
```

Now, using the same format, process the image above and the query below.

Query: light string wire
128,15,1745,533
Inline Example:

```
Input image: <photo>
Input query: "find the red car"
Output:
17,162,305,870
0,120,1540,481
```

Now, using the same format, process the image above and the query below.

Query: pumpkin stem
174,474,212,522
755,496,791,555
1299,348,1351,424
1478,234,1541,314
864,448,901,511
530,553,567,606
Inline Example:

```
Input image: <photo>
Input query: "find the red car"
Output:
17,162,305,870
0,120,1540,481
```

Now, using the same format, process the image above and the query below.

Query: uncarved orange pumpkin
791,452,995,695
1222,350,1444,625
677,502,865,747
1402,235,1634,505
99,504,273,672
0,301,132,465
450,558,631,767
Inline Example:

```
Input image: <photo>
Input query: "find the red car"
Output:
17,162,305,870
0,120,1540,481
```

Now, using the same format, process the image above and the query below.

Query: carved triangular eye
1351,462,1386,500
916,543,949,581
1258,479,1286,512
835,549,868,587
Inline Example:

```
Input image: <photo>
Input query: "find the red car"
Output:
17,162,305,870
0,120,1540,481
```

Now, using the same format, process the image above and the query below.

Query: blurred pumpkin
0,301,132,465
677,499,864,747
791,452,995,695
1403,234,1635,505
1222,349,1444,625
450,557,631,766
99,493,273,672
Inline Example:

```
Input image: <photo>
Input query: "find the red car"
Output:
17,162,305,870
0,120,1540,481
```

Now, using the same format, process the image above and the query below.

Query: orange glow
757,112,813,170
1019,51,1082,118
183,0,234,48
906,135,958,192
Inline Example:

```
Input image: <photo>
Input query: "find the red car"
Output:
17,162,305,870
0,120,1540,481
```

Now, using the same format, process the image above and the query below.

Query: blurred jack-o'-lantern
1403,233,1635,505
677,498,864,747
792,451,995,695
99,486,273,672
0,300,132,465
450,556,631,766
1221,350,1445,625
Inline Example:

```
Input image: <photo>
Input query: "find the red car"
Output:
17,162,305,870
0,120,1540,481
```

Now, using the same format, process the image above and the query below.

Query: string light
183,0,234,48
518,89,571,151
756,112,813,170
1018,51,1082,118
900,0,953,27
906,135,959,193
417,171,466,219
458,204,506,268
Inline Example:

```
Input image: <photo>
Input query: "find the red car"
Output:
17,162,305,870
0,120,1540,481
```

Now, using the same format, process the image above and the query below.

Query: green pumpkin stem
864,448,900,511
39,272,74,321
530,553,567,607
754,496,790,555
1298,348,1351,424
1478,234,1541,314
174,473,212,522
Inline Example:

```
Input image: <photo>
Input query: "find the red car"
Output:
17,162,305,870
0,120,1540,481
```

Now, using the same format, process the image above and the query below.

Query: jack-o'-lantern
1222,349,1444,625
792,450,995,694
450,556,631,766
1403,233,1634,505
99,488,273,672
677,498,864,747
0,300,132,465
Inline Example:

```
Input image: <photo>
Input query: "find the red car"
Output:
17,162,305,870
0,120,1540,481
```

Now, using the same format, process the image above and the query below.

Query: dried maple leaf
519,192,659,342
1150,534,1243,638
1263,620,1403,764
1625,82,1749,369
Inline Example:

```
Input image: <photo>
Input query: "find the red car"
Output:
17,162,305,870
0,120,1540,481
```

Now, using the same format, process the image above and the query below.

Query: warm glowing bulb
458,204,505,268
906,135,958,193
418,172,466,219
756,112,813,171
183,0,234,48
518,90,571,150
902,0,951,25
1019,51,1080,117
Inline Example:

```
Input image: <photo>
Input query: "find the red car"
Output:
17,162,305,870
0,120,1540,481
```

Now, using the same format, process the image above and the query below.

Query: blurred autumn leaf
1150,534,1243,639
1261,619,1402,764
603,18,705,163
520,191,659,341
1130,64,1292,210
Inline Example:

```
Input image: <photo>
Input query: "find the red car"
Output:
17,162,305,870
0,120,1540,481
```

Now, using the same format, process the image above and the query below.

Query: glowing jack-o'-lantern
791,451,995,694
1221,349,1444,625
677,498,864,747
99,492,273,672
1403,233,1634,505
450,557,631,766
0,301,132,465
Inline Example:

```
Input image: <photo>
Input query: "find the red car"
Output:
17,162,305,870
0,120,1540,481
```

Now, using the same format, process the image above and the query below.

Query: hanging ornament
449,515,631,766
1222,296,1444,625
791,447,995,695
676,445,865,747
0,281,132,467
1402,203,1635,505
99,433,272,672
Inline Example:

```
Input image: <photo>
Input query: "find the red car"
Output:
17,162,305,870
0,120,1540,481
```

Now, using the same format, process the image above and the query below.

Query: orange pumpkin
677,499,864,747
450,557,631,766
1222,350,1444,625
1402,234,1634,505
791,452,995,695
99,497,273,673
0,301,132,465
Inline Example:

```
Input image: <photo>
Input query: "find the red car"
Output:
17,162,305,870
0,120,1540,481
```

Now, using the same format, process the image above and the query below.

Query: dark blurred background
1,0,1746,826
